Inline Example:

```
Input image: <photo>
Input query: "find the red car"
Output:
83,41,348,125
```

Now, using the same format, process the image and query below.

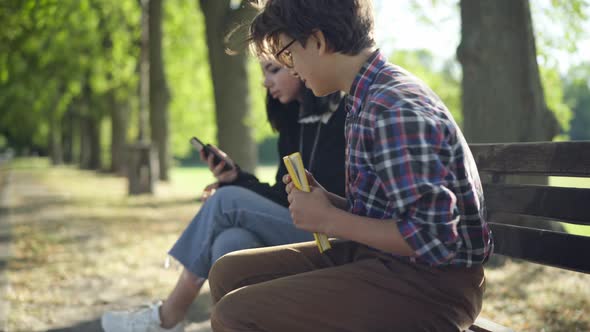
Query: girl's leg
103,186,312,331
168,185,313,279
160,228,262,328
211,227,263,262
160,186,310,327
159,269,205,329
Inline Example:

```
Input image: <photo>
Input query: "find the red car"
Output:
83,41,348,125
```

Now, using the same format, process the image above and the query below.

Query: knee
210,288,251,331
209,251,247,303
211,228,262,263
209,186,247,206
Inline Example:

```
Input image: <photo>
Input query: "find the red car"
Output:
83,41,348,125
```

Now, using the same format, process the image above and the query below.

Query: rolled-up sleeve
370,107,462,265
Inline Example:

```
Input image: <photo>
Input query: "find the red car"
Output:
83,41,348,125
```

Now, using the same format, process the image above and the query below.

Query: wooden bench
466,141,590,332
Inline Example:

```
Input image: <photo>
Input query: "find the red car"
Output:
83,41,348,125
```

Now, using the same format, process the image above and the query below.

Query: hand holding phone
190,137,235,173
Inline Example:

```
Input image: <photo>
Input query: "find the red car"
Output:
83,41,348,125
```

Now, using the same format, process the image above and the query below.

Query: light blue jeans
169,186,314,278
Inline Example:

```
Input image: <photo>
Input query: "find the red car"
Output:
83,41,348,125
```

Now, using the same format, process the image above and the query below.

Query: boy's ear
310,30,328,56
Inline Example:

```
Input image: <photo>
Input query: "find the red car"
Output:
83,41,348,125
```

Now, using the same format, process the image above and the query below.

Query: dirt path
1,166,13,331
1,161,213,332
1,159,589,332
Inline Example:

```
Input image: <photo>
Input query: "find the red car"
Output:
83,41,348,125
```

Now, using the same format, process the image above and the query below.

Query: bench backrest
469,141,590,274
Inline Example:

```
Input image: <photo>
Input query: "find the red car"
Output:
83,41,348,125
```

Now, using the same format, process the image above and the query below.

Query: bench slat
488,212,564,230
483,183,590,225
489,223,590,273
466,141,590,331
470,141,590,177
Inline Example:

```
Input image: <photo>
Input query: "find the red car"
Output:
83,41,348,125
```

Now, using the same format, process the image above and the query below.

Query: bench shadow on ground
45,295,213,332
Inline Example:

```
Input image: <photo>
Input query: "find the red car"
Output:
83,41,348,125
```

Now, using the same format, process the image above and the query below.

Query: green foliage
164,0,272,159
534,0,589,65
163,0,215,157
2,0,585,162
390,50,463,125
399,1,582,138
403,0,589,67
564,63,590,140
0,0,274,161
539,66,573,138
0,0,140,153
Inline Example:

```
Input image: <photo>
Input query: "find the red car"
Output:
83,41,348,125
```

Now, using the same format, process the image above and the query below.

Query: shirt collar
345,49,387,116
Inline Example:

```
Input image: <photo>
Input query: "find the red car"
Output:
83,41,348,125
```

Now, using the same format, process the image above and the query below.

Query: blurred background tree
565,63,590,140
0,0,588,193
0,0,140,171
199,0,258,172
458,0,560,143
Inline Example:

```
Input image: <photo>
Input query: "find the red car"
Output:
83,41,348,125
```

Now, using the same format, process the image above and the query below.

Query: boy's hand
282,170,326,194
199,146,238,183
284,171,334,234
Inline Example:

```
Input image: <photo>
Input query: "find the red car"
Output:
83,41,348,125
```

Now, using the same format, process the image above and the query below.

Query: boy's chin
309,85,338,97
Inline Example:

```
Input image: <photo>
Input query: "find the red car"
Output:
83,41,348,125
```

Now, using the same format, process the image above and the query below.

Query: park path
0,164,13,332
0,163,213,332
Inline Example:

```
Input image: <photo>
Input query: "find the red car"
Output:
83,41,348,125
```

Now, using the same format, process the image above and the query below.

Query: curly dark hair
249,0,375,59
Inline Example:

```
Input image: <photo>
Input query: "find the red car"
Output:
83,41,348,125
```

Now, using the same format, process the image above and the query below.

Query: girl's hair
266,87,342,133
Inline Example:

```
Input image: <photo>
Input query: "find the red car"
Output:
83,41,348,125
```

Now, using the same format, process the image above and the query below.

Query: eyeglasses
275,39,296,68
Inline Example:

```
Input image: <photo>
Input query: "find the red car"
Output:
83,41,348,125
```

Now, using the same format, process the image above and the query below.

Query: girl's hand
200,182,219,202
199,146,238,183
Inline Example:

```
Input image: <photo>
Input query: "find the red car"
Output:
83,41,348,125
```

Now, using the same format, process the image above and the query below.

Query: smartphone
190,137,234,172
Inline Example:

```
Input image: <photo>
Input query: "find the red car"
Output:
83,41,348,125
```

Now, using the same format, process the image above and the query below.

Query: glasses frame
274,38,296,68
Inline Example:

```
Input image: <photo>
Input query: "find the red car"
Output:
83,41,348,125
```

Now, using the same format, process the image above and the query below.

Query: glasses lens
282,51,293,68
275,39,295,68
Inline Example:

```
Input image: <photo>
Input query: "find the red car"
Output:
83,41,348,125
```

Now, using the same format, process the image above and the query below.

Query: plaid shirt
344,50,493,267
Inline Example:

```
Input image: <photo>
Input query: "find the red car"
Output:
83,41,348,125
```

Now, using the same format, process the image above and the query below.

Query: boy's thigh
208,240,359,302
211,258,480,332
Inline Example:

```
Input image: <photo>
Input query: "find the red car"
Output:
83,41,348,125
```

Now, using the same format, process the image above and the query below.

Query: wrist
321,205,341,235
327,191,347,210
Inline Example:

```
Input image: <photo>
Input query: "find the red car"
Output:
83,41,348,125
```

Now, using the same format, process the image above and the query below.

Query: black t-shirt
220,104,346,208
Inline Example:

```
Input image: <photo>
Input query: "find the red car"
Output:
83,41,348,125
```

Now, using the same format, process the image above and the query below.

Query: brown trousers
209,240,485,332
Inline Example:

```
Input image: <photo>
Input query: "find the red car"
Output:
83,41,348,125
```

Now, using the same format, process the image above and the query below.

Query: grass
170,165,277,195
1,158,589,331
550,176,590,236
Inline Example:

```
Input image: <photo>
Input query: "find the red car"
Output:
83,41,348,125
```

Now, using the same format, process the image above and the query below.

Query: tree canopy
1,0,587,169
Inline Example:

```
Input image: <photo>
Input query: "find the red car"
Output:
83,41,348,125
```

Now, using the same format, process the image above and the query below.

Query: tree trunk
88,114,102,170
457,0,558,144
48,113,63,165
110,93,129,175
138,0,150,142
62,106,75,164
127,142,158,194
79,114,92,169
81,88,102,171
149,0,171,181
457,0,563,233
127,0,157,195
199,0,257,172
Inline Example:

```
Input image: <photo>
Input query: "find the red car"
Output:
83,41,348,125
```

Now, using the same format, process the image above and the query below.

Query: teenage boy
208,0,494,331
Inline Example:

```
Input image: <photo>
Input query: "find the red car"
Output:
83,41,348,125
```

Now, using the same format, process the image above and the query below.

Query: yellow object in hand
283,152,332,253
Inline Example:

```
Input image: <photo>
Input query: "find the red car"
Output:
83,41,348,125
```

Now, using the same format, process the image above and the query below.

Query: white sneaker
101,302,185,332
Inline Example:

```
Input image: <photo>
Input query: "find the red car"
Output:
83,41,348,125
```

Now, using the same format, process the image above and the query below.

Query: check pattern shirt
344,50,493,266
